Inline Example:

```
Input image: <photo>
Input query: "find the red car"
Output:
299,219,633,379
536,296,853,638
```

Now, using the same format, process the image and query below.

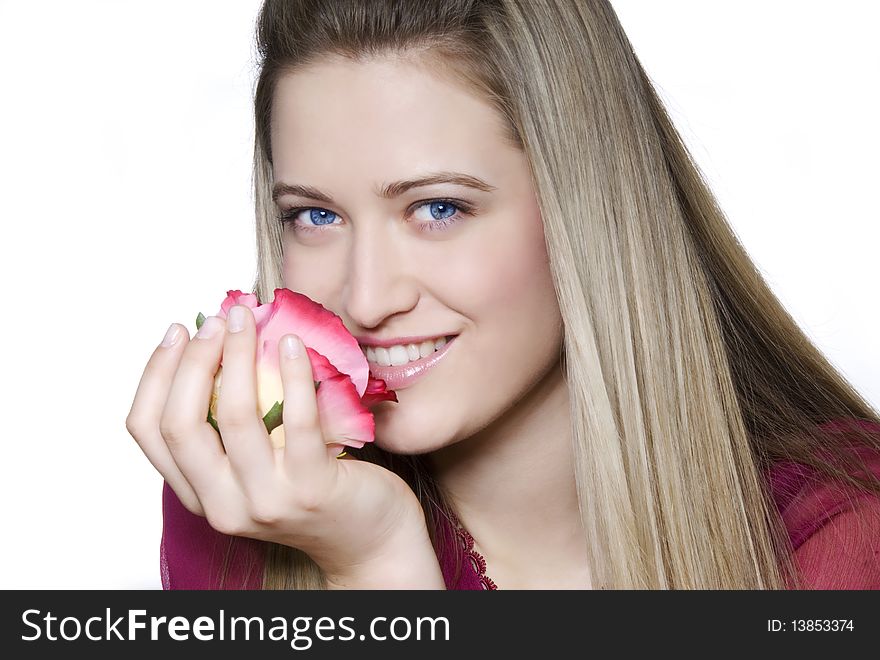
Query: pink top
160,418,880,589
766,418,880,589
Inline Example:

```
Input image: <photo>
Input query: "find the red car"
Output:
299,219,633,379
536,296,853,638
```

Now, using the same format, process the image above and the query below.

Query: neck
426,361,590,589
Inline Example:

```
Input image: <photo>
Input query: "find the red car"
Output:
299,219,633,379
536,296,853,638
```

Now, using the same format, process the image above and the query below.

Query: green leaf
206,406,220,435
262,400,284,434
196,312,206,330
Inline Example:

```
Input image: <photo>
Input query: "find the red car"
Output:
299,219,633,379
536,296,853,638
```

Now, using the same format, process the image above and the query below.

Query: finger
125,323,203,514
160,315,229,494
214,305,275,483
279,334,332,473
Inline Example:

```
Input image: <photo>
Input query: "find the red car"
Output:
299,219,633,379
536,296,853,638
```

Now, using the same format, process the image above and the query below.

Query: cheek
282,241,345,302
422,212,561,445
443,211,557,321
434,210,562,403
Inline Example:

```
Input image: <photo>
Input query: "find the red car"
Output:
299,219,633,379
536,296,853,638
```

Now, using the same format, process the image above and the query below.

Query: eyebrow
271,171,497,204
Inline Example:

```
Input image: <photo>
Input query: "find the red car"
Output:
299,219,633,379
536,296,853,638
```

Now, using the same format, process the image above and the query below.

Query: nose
342,222,419,330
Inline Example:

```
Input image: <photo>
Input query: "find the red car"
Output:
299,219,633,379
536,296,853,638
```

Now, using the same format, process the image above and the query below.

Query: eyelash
276,198,475,235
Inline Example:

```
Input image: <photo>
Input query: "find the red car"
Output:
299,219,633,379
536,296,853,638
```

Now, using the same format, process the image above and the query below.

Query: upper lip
355,334,456,348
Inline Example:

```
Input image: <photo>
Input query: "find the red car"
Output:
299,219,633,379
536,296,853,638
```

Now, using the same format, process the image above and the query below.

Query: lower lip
366,336,457,390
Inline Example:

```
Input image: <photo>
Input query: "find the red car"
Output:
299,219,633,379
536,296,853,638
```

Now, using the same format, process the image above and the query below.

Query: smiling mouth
363,336,457,390
360,335,456,368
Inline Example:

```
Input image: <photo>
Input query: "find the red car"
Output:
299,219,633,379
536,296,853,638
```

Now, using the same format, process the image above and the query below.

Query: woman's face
271,54,563,455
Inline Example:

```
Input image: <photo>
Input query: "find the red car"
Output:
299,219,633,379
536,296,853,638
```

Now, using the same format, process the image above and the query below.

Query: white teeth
374,346,391,366
362,336,452,366
388,345,410,367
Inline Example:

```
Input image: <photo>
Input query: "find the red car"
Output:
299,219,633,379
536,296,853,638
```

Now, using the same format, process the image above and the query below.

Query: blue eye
429,201,456,220
410,199,474,232
277,207,341,232
307,209,338,225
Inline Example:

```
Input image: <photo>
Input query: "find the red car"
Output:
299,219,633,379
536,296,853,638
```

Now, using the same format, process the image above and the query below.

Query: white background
0,1,876,588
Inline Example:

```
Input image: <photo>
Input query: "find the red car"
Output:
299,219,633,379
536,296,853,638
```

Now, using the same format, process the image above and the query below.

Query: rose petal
256,288,369,397
301,345,351,383
256,363,285,447
314,374,375,449
361,376,398,407
217,290,272,326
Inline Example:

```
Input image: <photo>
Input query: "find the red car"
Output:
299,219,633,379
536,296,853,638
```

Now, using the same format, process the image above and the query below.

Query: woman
127,0,880,589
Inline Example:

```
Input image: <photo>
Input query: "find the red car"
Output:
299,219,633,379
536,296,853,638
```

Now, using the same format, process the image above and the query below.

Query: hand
126,305,444,587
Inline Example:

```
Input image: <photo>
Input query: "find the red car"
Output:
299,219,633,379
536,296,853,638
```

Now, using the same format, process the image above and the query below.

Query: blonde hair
242,0,880,589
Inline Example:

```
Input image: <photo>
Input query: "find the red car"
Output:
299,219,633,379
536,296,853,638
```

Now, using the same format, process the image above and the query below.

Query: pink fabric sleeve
161,479,474,589
768,419,880,589
160,481,266,590
792,489,880,588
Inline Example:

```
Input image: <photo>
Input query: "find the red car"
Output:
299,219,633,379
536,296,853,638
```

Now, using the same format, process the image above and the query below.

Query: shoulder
766,418,880,589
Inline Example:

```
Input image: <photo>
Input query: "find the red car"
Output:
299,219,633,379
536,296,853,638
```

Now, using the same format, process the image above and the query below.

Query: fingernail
227,306,246,333
282,335,301,359
160,323,181,348
195,316,222,340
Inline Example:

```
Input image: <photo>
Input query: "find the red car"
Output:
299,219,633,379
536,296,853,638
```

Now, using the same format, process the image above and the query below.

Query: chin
372,421,433,456
370,404,450,456
371,436,427,456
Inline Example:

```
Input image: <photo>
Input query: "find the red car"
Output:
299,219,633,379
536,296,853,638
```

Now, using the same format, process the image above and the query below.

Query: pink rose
199,288,396,450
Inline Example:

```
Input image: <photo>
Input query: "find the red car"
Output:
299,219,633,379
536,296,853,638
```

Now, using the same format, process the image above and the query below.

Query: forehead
269,55,511,177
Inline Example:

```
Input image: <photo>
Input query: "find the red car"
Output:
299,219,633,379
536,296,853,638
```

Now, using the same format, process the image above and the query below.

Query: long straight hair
242,0,880,589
